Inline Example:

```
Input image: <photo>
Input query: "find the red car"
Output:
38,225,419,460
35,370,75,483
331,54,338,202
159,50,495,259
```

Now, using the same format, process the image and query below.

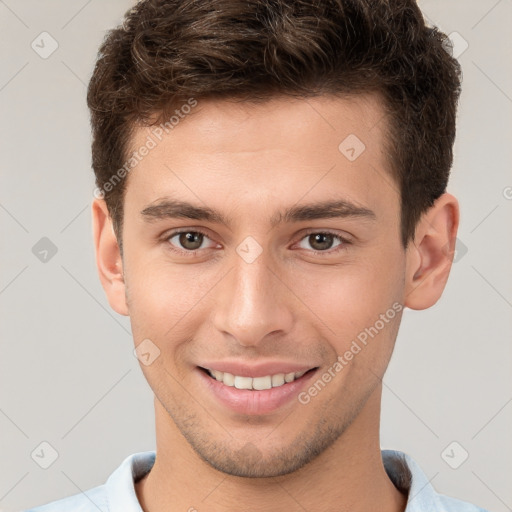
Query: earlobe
91,199,129,316
404,193,460,310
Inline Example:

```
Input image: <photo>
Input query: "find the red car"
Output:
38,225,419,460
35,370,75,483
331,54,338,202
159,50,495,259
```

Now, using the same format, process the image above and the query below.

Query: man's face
120,94,407,477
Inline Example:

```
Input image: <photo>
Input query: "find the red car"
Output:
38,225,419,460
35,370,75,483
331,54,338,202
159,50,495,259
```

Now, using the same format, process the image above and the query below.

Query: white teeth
222,372,235,386
284,372,295,383
271,373,285,387
212,369,223,381
234,376,252,390
207,368,309,390
253,376,272,390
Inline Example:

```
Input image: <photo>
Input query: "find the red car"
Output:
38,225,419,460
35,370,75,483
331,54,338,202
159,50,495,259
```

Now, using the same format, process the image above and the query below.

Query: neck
136,385,407,512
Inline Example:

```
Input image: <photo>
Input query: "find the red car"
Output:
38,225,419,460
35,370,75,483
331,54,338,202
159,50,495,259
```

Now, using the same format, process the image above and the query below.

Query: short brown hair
87,0,462,250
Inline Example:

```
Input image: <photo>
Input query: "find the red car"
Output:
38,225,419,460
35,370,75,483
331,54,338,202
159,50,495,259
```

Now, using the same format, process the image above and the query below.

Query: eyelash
298,229,352,255
162,229,351,257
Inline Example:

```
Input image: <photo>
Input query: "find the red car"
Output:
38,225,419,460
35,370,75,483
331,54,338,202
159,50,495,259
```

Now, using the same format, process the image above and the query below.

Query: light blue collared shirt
25,449,490,511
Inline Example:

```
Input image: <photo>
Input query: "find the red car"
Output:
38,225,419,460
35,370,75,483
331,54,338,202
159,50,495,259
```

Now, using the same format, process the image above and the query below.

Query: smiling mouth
199,366,318,391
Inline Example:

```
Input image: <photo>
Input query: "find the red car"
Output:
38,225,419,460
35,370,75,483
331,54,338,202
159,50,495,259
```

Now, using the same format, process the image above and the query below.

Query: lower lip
196,367,318,415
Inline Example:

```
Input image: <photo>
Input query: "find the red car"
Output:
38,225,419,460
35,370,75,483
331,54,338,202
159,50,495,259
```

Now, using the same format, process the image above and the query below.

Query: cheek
295,258,403,335
124,257,222,339
291,251,405,382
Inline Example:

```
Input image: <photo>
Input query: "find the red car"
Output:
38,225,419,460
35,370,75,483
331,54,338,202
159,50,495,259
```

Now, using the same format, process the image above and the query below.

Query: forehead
124,93,398,228
136,93,389,154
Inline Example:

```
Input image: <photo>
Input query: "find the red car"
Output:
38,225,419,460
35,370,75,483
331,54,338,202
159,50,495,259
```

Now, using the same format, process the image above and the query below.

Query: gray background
0,1,511,511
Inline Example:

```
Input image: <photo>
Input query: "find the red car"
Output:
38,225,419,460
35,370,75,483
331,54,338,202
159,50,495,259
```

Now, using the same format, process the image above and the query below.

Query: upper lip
198,361,319,378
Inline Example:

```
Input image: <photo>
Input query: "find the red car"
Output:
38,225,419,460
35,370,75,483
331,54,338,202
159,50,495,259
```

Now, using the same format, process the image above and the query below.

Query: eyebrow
140,197,377,228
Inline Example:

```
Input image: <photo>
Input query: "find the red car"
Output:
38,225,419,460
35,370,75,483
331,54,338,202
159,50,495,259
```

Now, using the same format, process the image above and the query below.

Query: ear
91,198,129,316
404,192,460,310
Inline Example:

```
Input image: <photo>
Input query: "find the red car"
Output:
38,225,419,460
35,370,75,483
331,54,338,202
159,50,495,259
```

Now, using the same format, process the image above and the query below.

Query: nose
211,247,294,347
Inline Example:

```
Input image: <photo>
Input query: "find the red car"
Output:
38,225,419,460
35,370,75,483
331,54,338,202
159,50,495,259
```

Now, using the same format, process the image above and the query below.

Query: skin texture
92,94,459,512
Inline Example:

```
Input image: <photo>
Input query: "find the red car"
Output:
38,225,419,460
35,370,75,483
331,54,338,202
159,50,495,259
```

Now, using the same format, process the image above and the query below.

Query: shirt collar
106,449,439,511
106,451,155,512
382,449,443,510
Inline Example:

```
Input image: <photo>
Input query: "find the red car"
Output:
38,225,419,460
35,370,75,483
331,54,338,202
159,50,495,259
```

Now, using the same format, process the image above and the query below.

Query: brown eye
308,233,335,251
179,232,203,250
296,231,348,254
168,231,208,251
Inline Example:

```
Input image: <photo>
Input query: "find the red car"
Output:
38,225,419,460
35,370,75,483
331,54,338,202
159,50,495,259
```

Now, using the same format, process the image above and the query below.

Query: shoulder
381,449,491,512
23,451,155,512
23,484,107,512
435,492,490,512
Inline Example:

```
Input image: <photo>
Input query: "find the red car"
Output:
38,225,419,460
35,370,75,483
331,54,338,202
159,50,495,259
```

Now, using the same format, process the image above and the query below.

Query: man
26,0,489,511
